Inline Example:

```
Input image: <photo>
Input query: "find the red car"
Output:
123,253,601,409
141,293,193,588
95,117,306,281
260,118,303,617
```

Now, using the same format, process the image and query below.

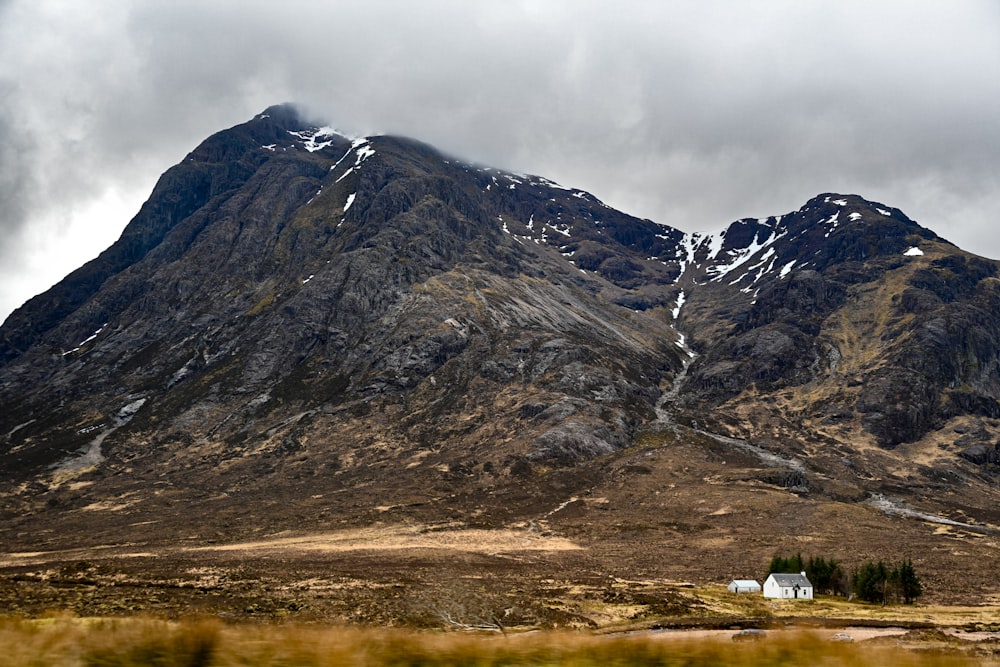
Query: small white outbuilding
763,572,813,599
728,579,762,594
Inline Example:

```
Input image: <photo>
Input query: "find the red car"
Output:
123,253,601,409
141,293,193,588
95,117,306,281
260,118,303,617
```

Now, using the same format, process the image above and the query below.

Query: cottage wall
763,573,813,599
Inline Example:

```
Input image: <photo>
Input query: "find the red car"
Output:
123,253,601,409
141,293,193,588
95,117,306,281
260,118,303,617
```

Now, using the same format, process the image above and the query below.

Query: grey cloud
1,0,999,321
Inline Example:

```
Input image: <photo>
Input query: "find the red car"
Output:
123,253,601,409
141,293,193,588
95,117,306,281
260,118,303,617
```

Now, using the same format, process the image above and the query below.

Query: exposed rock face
0,106,683,487
674,195,1000,450
3,105,1000,565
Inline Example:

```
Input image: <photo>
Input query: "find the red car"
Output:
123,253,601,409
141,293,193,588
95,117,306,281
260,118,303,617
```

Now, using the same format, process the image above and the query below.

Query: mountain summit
3,105,1000,610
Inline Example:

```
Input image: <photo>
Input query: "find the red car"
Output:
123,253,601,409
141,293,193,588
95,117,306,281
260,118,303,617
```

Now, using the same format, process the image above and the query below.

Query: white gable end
763,573,813,599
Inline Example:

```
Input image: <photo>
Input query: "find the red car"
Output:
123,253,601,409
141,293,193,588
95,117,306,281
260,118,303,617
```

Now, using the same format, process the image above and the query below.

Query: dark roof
768,573,812,587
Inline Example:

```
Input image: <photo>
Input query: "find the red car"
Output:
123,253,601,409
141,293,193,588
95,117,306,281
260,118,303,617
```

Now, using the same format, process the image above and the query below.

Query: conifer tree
806,556,844,595
853,558,922,604
898,558,923,604
769,552,805,575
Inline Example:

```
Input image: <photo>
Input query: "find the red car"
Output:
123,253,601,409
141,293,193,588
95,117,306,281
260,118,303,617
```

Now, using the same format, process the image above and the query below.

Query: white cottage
728,579,762,594
763,572,813,599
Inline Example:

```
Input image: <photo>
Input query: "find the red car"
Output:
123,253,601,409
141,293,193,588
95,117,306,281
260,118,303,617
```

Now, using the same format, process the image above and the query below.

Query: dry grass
184,525,582,555
2,616,997,667
693,586,1000,628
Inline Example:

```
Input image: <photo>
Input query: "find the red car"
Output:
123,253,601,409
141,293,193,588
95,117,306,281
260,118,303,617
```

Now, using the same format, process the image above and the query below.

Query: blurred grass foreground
1,617,995,667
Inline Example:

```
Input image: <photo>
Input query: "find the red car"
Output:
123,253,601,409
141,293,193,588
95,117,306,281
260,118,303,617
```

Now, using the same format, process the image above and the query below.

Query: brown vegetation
3,617,999,667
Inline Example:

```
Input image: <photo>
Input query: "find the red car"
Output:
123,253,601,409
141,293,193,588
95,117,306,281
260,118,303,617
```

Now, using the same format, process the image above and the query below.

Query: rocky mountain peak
3,108,1000,596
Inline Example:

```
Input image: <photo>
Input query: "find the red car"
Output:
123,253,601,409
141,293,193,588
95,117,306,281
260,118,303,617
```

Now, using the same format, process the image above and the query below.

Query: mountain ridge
2,105,1000,612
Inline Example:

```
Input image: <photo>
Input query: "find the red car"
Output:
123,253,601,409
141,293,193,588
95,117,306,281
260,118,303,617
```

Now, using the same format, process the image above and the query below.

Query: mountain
2,105,999,619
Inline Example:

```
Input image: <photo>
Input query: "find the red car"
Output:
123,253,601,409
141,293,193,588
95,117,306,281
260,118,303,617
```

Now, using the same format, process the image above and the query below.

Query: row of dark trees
853,558,923,605
768,553,922,604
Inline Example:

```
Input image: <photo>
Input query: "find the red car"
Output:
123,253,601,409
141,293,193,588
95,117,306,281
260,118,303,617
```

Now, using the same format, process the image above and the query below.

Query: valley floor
2,527,1000,636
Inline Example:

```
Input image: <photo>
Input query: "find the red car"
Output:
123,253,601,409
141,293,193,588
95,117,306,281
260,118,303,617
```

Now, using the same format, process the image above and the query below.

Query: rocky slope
2,105,1000,603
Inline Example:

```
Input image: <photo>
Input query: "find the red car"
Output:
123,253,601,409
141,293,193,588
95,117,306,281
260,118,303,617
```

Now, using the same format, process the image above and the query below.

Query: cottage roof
730,579,760,587
768,573,812,588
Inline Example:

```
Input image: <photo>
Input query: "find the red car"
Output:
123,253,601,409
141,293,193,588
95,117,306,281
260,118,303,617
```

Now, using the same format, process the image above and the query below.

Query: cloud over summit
1,0,998,321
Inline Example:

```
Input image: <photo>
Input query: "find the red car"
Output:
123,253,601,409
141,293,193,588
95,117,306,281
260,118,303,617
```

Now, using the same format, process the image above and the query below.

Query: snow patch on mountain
288,126,345,152
708,227,786,282
731,247,776,286
352,139,375,163
332,141,376,184
63,323,108,356
330,143,359,171
672,291,686,320
675,229,728,279
703,231,726,262
530,176,572,191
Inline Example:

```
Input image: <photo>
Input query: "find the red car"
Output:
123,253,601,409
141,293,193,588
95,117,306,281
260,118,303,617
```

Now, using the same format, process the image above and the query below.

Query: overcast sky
2,1,999,323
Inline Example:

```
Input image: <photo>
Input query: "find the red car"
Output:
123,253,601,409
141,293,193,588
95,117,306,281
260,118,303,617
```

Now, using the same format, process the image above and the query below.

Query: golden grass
183,525,582,555
1,617,995,667
693,586,1000,628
